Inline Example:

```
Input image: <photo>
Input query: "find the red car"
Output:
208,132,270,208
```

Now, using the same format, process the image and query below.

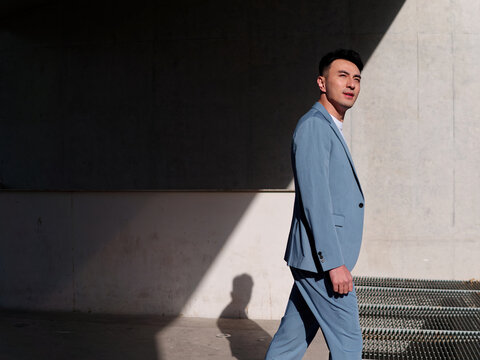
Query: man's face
317,59,361,111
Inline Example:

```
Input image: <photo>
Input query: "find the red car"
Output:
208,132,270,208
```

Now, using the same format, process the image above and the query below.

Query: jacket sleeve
292,117,344,271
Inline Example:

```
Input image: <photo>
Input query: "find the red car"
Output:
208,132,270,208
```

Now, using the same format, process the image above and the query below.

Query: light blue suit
266,102,365,360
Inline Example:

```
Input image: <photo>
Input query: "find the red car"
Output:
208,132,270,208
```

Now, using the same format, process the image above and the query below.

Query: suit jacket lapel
313,102,364,199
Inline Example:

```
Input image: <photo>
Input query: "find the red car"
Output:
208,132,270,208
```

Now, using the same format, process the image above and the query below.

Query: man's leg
291,267,363,360
265,283,320,359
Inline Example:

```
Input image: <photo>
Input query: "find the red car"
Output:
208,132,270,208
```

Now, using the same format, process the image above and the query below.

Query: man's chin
339,102,355,111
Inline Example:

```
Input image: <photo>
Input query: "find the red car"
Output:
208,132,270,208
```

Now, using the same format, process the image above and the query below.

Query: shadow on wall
217,274,272,360
0,191,260,360
0,0,405,190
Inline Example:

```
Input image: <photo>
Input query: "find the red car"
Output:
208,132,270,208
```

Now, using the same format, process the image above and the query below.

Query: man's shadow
217,274,272,360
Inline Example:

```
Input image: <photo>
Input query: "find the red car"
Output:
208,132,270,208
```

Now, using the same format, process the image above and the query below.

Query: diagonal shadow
0,1,405,359
0,0,406,190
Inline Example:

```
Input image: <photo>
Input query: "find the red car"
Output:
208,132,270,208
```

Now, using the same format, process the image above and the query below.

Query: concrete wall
1,0,480,321
0,0,403,190
0,191,293,319
351,0,480,280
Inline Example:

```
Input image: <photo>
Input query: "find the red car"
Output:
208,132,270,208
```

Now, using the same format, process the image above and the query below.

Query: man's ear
317,76,326,92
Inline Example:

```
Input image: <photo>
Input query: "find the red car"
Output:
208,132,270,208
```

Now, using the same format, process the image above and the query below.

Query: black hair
318,49,364,75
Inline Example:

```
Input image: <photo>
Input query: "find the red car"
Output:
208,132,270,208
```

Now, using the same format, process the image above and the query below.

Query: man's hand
328,265,353,295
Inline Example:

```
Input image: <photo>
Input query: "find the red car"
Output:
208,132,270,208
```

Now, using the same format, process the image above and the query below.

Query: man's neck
318,96,346,121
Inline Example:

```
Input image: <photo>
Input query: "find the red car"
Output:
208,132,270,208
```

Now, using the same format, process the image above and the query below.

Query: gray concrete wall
0,191,263,315
0,0,403,190
350,0,480,280
2,0,480,321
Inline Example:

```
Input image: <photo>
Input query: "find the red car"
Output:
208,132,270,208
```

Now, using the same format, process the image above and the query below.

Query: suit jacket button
359,203,364,208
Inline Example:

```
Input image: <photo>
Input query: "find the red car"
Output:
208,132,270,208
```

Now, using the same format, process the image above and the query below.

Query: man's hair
319,49,364,76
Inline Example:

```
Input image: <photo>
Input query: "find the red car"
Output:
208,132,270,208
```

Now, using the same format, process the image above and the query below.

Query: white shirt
330,114,346,142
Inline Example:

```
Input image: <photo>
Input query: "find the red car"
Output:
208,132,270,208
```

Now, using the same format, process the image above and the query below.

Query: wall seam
451,0,456,229
71,192,76,311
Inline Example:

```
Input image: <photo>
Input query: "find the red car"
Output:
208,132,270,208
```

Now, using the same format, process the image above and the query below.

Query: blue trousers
265,267,363,360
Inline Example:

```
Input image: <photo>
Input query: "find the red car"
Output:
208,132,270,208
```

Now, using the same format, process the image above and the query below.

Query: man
265,49,365,360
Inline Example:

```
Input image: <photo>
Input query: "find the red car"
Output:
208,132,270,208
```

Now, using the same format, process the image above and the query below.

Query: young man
265,49,365,360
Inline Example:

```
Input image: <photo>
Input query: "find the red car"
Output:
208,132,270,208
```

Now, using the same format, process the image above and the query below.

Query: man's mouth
344,92,354,98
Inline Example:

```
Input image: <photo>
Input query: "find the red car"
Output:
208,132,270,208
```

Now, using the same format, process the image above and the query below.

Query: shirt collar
330,114,343,132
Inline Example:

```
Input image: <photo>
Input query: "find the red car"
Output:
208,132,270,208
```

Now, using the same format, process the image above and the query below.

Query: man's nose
346,78,355,89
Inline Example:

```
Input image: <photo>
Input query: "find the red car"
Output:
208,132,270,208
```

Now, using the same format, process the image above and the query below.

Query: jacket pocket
332,213,345,227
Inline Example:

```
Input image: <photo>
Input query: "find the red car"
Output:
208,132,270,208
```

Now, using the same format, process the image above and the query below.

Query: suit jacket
284,102,365,273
